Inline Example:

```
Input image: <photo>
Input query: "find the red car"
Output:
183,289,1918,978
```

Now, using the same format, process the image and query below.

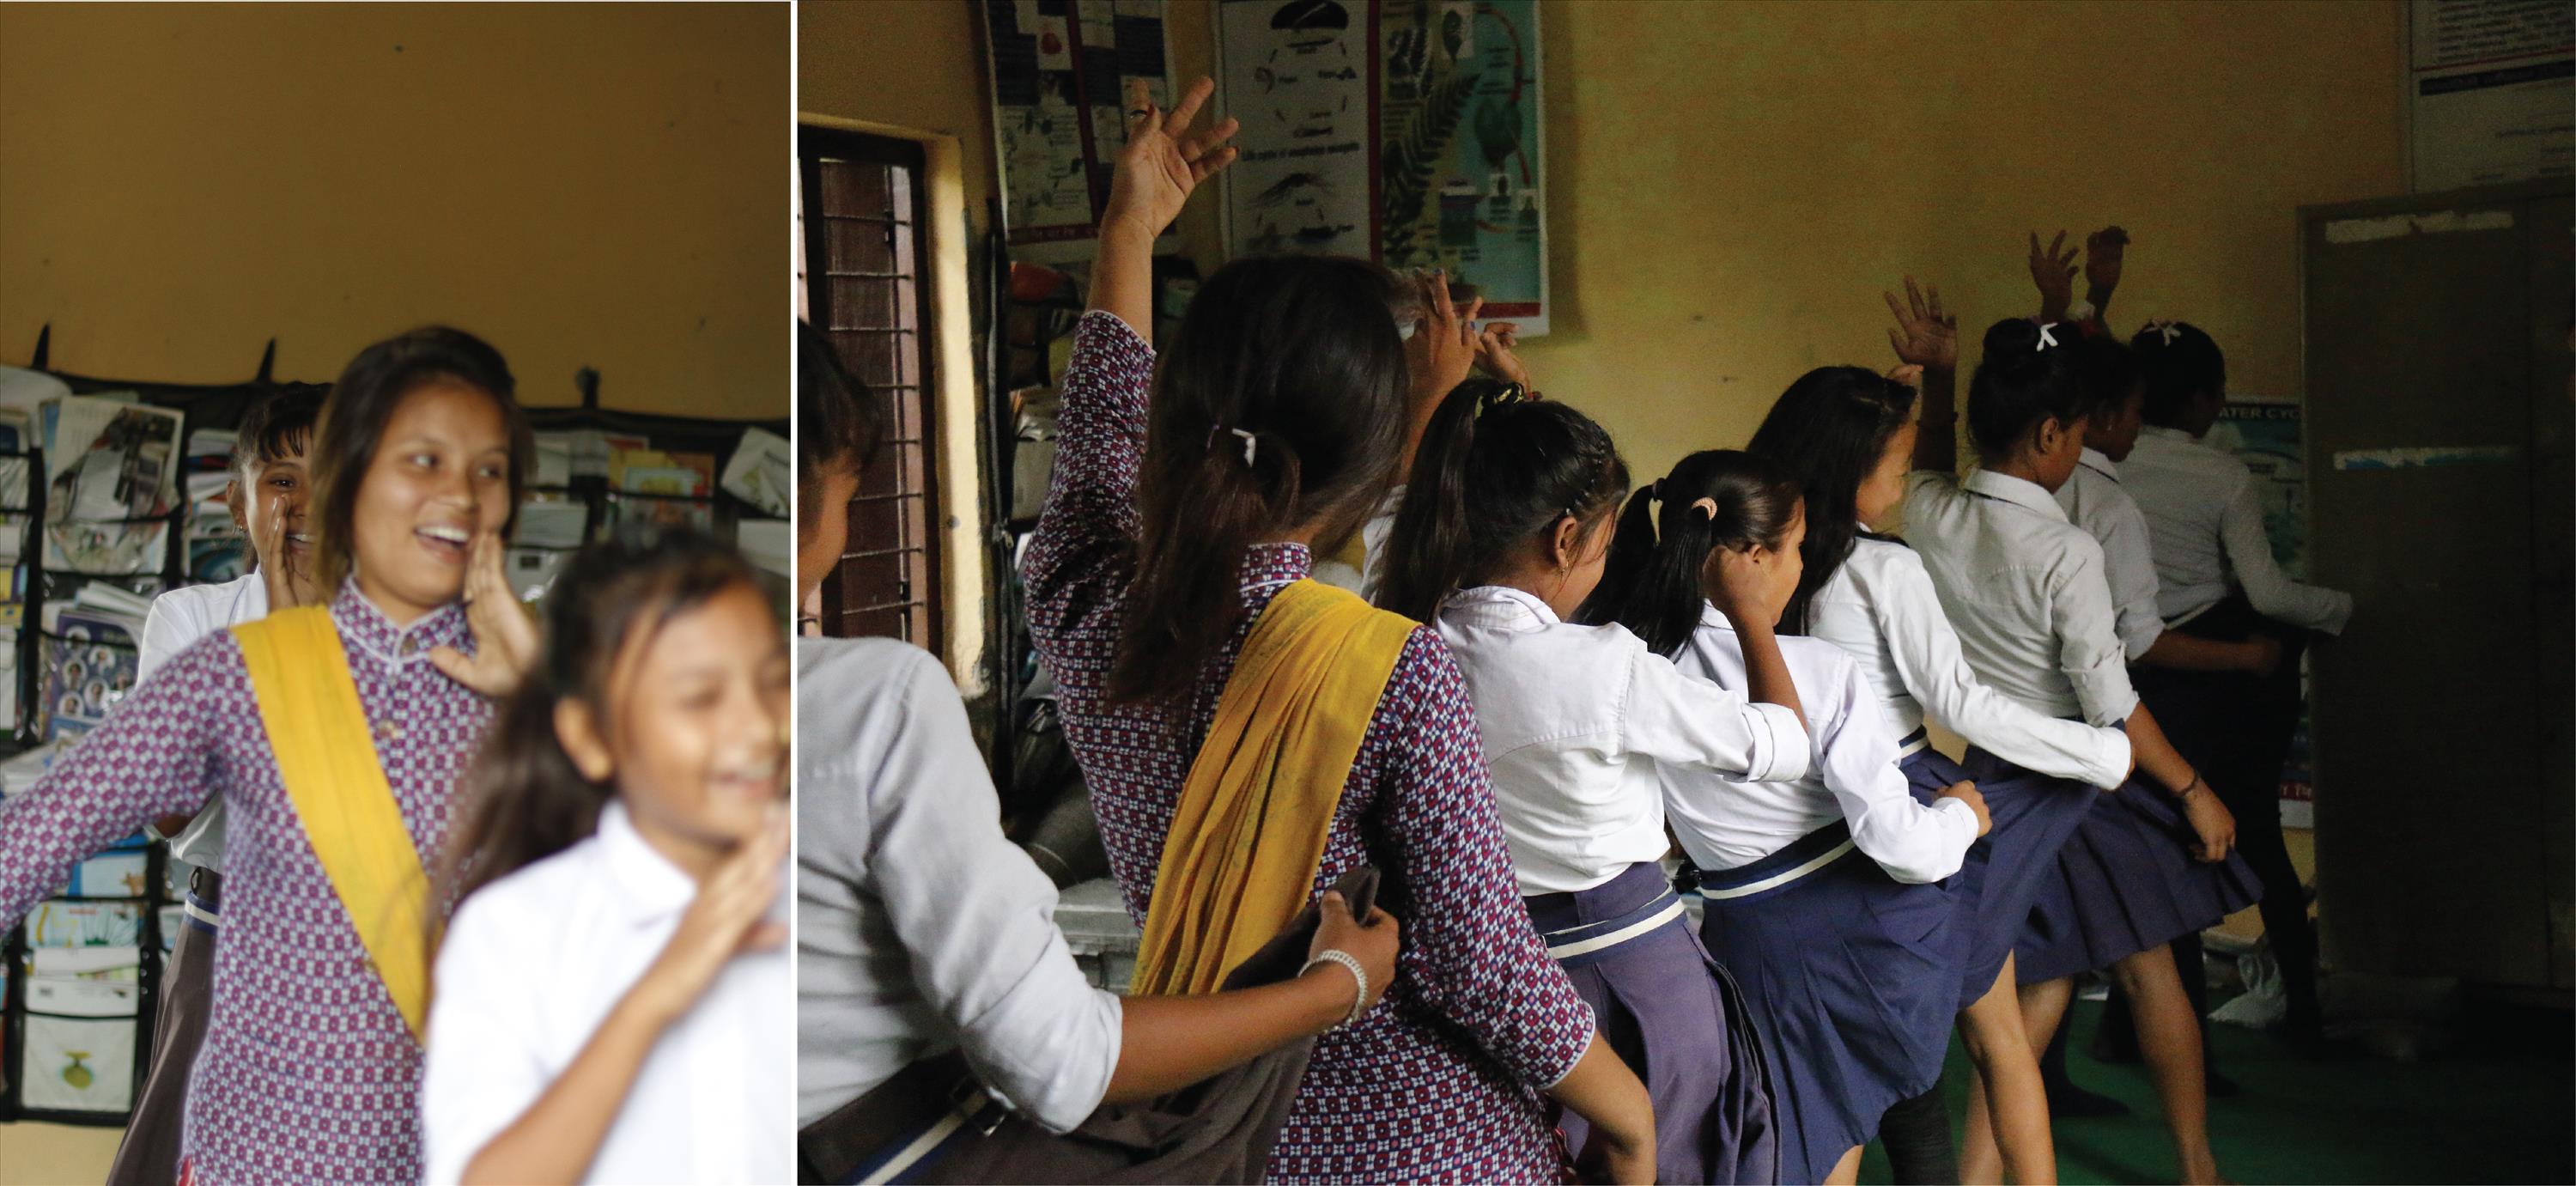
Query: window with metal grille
799,128,941,649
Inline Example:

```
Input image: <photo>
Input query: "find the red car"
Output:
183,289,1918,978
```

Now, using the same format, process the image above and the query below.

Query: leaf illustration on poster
1217,0,1548,332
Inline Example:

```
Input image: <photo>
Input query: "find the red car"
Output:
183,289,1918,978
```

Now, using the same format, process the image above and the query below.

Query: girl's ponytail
1375,381,1485,622
1584,450,1802,656
1376,380,1629,623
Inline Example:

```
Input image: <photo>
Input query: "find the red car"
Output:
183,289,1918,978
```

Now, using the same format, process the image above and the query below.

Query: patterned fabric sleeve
1373,628,1597,1088
0,631,231,927
1023,310,1156,658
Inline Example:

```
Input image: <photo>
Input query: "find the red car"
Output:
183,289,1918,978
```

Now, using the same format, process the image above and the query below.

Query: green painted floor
1857,999,2575,1184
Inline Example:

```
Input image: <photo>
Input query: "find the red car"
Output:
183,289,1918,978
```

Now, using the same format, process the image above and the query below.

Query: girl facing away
1589,448,1988,1186
1021,78,1656,1183
1376,381,1801,1184
1904,316,2254,1185
792,318,1400,1184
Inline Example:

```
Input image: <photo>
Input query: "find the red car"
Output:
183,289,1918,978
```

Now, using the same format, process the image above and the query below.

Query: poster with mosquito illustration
1217,0,1548,333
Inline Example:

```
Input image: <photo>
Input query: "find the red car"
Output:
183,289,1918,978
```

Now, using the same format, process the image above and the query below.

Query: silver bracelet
1300,949,1369,1030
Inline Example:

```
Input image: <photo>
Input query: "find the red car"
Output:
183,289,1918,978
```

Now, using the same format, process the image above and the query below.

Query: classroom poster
982,0,1180,264
2211,401,2317,828
2406,0,2573,192
1217,0,1550,332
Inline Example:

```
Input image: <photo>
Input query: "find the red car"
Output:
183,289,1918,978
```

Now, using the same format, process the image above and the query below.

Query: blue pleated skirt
1528,861,1779,1184
2014,773,2265,983
1691,824,1963,1184
1917,744,2100,1006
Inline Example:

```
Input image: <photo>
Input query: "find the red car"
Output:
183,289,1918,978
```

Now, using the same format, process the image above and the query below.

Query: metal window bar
801,127,940,650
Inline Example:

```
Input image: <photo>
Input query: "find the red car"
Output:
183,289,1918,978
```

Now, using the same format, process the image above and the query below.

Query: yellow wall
797,0,2402,482
0,2,788,417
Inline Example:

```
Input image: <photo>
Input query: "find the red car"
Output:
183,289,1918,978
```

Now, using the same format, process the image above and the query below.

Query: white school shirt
2122,426,2353,633
1807,533,2131,789
422,802,793,1185
1902,470,2140,728
794,636,1121,1131
1662,607,1978,883
1433,585,1808,895
137,572,270,874
1357,484,1405,602
2054,449,2165,660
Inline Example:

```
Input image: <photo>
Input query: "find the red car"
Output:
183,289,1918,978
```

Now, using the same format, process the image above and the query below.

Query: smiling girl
0,325,537,1183
422,528,793,1185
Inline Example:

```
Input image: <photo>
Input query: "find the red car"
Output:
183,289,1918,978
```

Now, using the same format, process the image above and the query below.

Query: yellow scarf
234,605,434,1043
1131,579,1417,996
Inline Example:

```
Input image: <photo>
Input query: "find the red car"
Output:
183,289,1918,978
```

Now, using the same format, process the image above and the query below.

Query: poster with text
1218,0,1549,332
2213,401,2318,827
2407,0,2573,192
983,0,1179,264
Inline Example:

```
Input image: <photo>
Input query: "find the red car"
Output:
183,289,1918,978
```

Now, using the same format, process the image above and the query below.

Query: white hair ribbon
2149,319,2181,345
2034,322,2060,351
1230,428,1258,466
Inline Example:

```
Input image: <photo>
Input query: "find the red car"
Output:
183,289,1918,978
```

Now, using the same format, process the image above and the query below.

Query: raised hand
1102,76,1239,244
2084,226,2129,295
1474,320,1531,391
2028,229,2078,321
1405,269,1483,414
428,530,540,698
1883,277,1957,372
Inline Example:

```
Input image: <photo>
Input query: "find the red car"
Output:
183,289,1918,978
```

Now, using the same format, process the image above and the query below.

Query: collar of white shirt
1962,467,2071,522
1697,601,1740,633
2078,447,2120,482
596,802,697,926
2136,425,2196,446
1446,583,1560,628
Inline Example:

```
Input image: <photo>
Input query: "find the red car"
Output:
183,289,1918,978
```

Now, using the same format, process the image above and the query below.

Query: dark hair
2129,320,2225,428
2071,333,2143,415
798,318,884,523
1965,318,2093,461
1744,366,1916,633
1109,255,1411,703
231,388,327,475
1374,380,1628,621
435,526,767,919
1579,449,1803,657
309,326,534,593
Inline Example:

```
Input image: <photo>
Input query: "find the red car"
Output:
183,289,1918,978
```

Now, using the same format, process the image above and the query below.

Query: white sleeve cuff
1745,701,1810,783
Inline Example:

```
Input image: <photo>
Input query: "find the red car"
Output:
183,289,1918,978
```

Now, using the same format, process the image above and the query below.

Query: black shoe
2045,1080,2132,1119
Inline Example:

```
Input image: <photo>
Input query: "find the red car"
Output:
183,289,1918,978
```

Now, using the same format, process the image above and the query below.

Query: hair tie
1690,496,1718,521
2148,318,2182,345
1645,479,1662,501
2034,321,2060,351
1206,424,1258,466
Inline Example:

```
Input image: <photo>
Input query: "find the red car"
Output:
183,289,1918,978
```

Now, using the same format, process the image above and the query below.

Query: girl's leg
1957,958,2057,1184
2105,946,2225,1185
1824,1145,1866,1186
1877,1085,1957,1185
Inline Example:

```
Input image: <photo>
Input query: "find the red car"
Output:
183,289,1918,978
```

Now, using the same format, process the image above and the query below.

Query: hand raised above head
1883,276,1957,371
1100,76,1239,243
2028,228,2078,318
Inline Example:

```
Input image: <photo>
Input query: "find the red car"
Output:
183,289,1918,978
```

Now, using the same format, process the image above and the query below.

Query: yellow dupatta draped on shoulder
1131,579,1418,996
234,605,434,1043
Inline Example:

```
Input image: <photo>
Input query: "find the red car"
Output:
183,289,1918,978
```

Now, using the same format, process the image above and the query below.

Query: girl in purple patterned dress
1021,79,1656,1184
0,326,539,1184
